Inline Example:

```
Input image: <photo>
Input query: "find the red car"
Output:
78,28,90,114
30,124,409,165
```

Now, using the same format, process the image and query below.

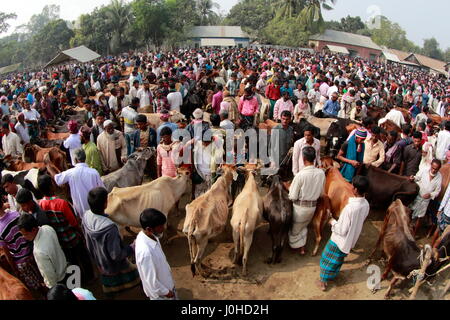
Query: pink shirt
157,144,177,178
220,100,231,113
238,96,259,116
212,91,223,114
273,98,294,120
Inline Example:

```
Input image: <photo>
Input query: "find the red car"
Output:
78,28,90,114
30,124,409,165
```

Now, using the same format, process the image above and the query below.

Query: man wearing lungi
288,146,325,255
317,176,370,291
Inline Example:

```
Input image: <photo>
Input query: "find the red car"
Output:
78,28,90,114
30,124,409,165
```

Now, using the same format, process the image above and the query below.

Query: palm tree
272,0,304,18
197,0,220,25
298,0,336,34
105,0,133,52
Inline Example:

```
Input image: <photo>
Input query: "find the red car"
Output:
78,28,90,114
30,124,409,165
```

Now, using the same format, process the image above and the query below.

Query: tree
197,0,220,25
132,0,169,48
297,0,336,35
106,0,134,53
29,19,74,67
272,0,304,18
422,38,443,60
26,5,60,35
445,48,450,63
0,12,17,34
370,16,417,52
224,0,274,39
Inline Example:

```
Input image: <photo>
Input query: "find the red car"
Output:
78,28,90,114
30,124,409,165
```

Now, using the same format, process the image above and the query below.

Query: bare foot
299,247,307,256
316,280,327,292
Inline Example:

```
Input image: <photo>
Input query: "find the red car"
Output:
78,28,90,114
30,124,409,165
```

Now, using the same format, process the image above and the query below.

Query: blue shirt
280,87,294,97
26,93,34,105
0,104,10,116
323,99,340,116
410,105,421,119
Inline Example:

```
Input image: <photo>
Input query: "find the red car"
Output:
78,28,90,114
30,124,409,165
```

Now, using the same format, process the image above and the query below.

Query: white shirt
220,120,234,131
383,109,405,128
167,91,183,112
14,122,30,144
135,231,175,300
436,130,450,161
326,85,338,98
33,225,68,288
330,197,370,254
108,96,118,113
23,108,40,121
292,138,321,175
120,106,138,134
55,163,105,219
439,185,450,218
414,167,442,200
63,134,82,167
137,89,152,109
129,86,139,99
8,184,36,212
289,166,325,202
2,132,23,156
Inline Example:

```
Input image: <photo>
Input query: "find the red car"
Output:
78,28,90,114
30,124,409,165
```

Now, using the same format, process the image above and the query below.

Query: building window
348,49,358,58
370,53,377,61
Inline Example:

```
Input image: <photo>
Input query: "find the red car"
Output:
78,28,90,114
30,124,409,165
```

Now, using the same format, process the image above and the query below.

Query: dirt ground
85,188,450,301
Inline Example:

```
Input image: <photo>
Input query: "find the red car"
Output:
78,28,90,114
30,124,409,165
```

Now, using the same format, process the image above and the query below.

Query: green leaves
0,12,17,34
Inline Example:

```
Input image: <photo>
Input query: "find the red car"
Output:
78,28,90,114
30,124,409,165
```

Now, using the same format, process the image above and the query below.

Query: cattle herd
0,46,449,301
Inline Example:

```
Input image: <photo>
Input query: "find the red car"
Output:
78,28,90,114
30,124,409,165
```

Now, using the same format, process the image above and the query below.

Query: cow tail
188,209,198,277
239,210,248,259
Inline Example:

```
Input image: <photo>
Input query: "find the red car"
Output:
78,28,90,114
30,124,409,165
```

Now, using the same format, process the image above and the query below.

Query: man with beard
96,120,127,174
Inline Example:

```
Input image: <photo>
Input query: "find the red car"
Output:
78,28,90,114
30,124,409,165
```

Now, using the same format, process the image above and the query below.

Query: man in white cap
96,120,127,174
186,108,210,141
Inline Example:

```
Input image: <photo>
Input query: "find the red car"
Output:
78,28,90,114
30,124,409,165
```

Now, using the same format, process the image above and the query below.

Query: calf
369,200,448,299
262,175,293,264
0,266,34,300
23,144,68,172
5,159,46,172
102,148,156,193
231,170,263,275
380,119,401,133
311,167,355,256
183,166,237,277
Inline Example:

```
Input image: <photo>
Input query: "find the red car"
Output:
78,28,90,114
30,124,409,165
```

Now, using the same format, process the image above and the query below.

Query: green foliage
29,19,74,67
224,0,274,39
325,15,365,34
26,5,61,35
0,12,17,34
370,16,416,53
132,0,170,48
264,15,309,46
196,0,220,25
421,38,443,60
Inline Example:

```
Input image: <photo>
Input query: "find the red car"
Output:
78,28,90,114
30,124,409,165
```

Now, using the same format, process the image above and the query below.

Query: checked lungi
438,214,450,234
320,240,347,282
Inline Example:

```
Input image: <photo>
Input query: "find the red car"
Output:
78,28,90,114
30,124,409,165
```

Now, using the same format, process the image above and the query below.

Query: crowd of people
0,46,449,299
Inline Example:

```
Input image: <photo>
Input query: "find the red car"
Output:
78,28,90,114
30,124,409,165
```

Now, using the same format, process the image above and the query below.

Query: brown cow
262,175,293,264
311,167,355,256
4,158,46,171
23,144,68,172
0,266,34,300
396,107,412,124
380,119,401,133
43,131,70,141
258,119,279,135
368,199,449,299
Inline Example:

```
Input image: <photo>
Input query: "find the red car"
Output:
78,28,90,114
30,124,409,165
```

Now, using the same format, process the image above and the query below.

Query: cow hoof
371,288,379,295
264,258,273,265
384,294,391,300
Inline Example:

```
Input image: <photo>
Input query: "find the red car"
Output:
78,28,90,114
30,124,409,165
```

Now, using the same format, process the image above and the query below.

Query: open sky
2,0,449,49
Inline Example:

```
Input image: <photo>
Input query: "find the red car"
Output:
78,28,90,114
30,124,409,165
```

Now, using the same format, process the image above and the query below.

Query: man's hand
422,193,431,200
409,175,415,182
437,211,442,220
350,160,359,167
121,156,128,164
165,290,175,299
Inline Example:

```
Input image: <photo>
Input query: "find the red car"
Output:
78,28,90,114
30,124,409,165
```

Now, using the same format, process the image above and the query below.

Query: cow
141,111,186,129
325,121,350,158
305,116,337,137
183,165,237,277
1,168,45,200
292,118,321,141
23,144,68,172
231,169,264,275
42,131,70,141
362,165,419,208
262,175,293,264
3,158,46,172
258,119,279,135
368,200,450,299
0,266,34,300
380,119,401,133
101,148,156,193
311,167,355,256
106,168,191,229
437,164,450,202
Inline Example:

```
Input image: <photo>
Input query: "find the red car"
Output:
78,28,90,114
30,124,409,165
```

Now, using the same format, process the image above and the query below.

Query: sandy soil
85,190,450,301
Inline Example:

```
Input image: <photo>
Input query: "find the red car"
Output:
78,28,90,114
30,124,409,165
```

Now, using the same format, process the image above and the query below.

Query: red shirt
39,197,79,228
265,84,281,101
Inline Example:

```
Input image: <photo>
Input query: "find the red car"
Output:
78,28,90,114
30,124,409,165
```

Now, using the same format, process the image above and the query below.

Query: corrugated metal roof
310,29,382,51
405,53,448,75
200,38,236,47
191,26,249,39
45,45,100,68
325,45,349,55
0,63,21,75
382,51,400,63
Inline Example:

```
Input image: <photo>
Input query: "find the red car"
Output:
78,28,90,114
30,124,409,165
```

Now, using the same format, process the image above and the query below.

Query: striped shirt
0,211,33,264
